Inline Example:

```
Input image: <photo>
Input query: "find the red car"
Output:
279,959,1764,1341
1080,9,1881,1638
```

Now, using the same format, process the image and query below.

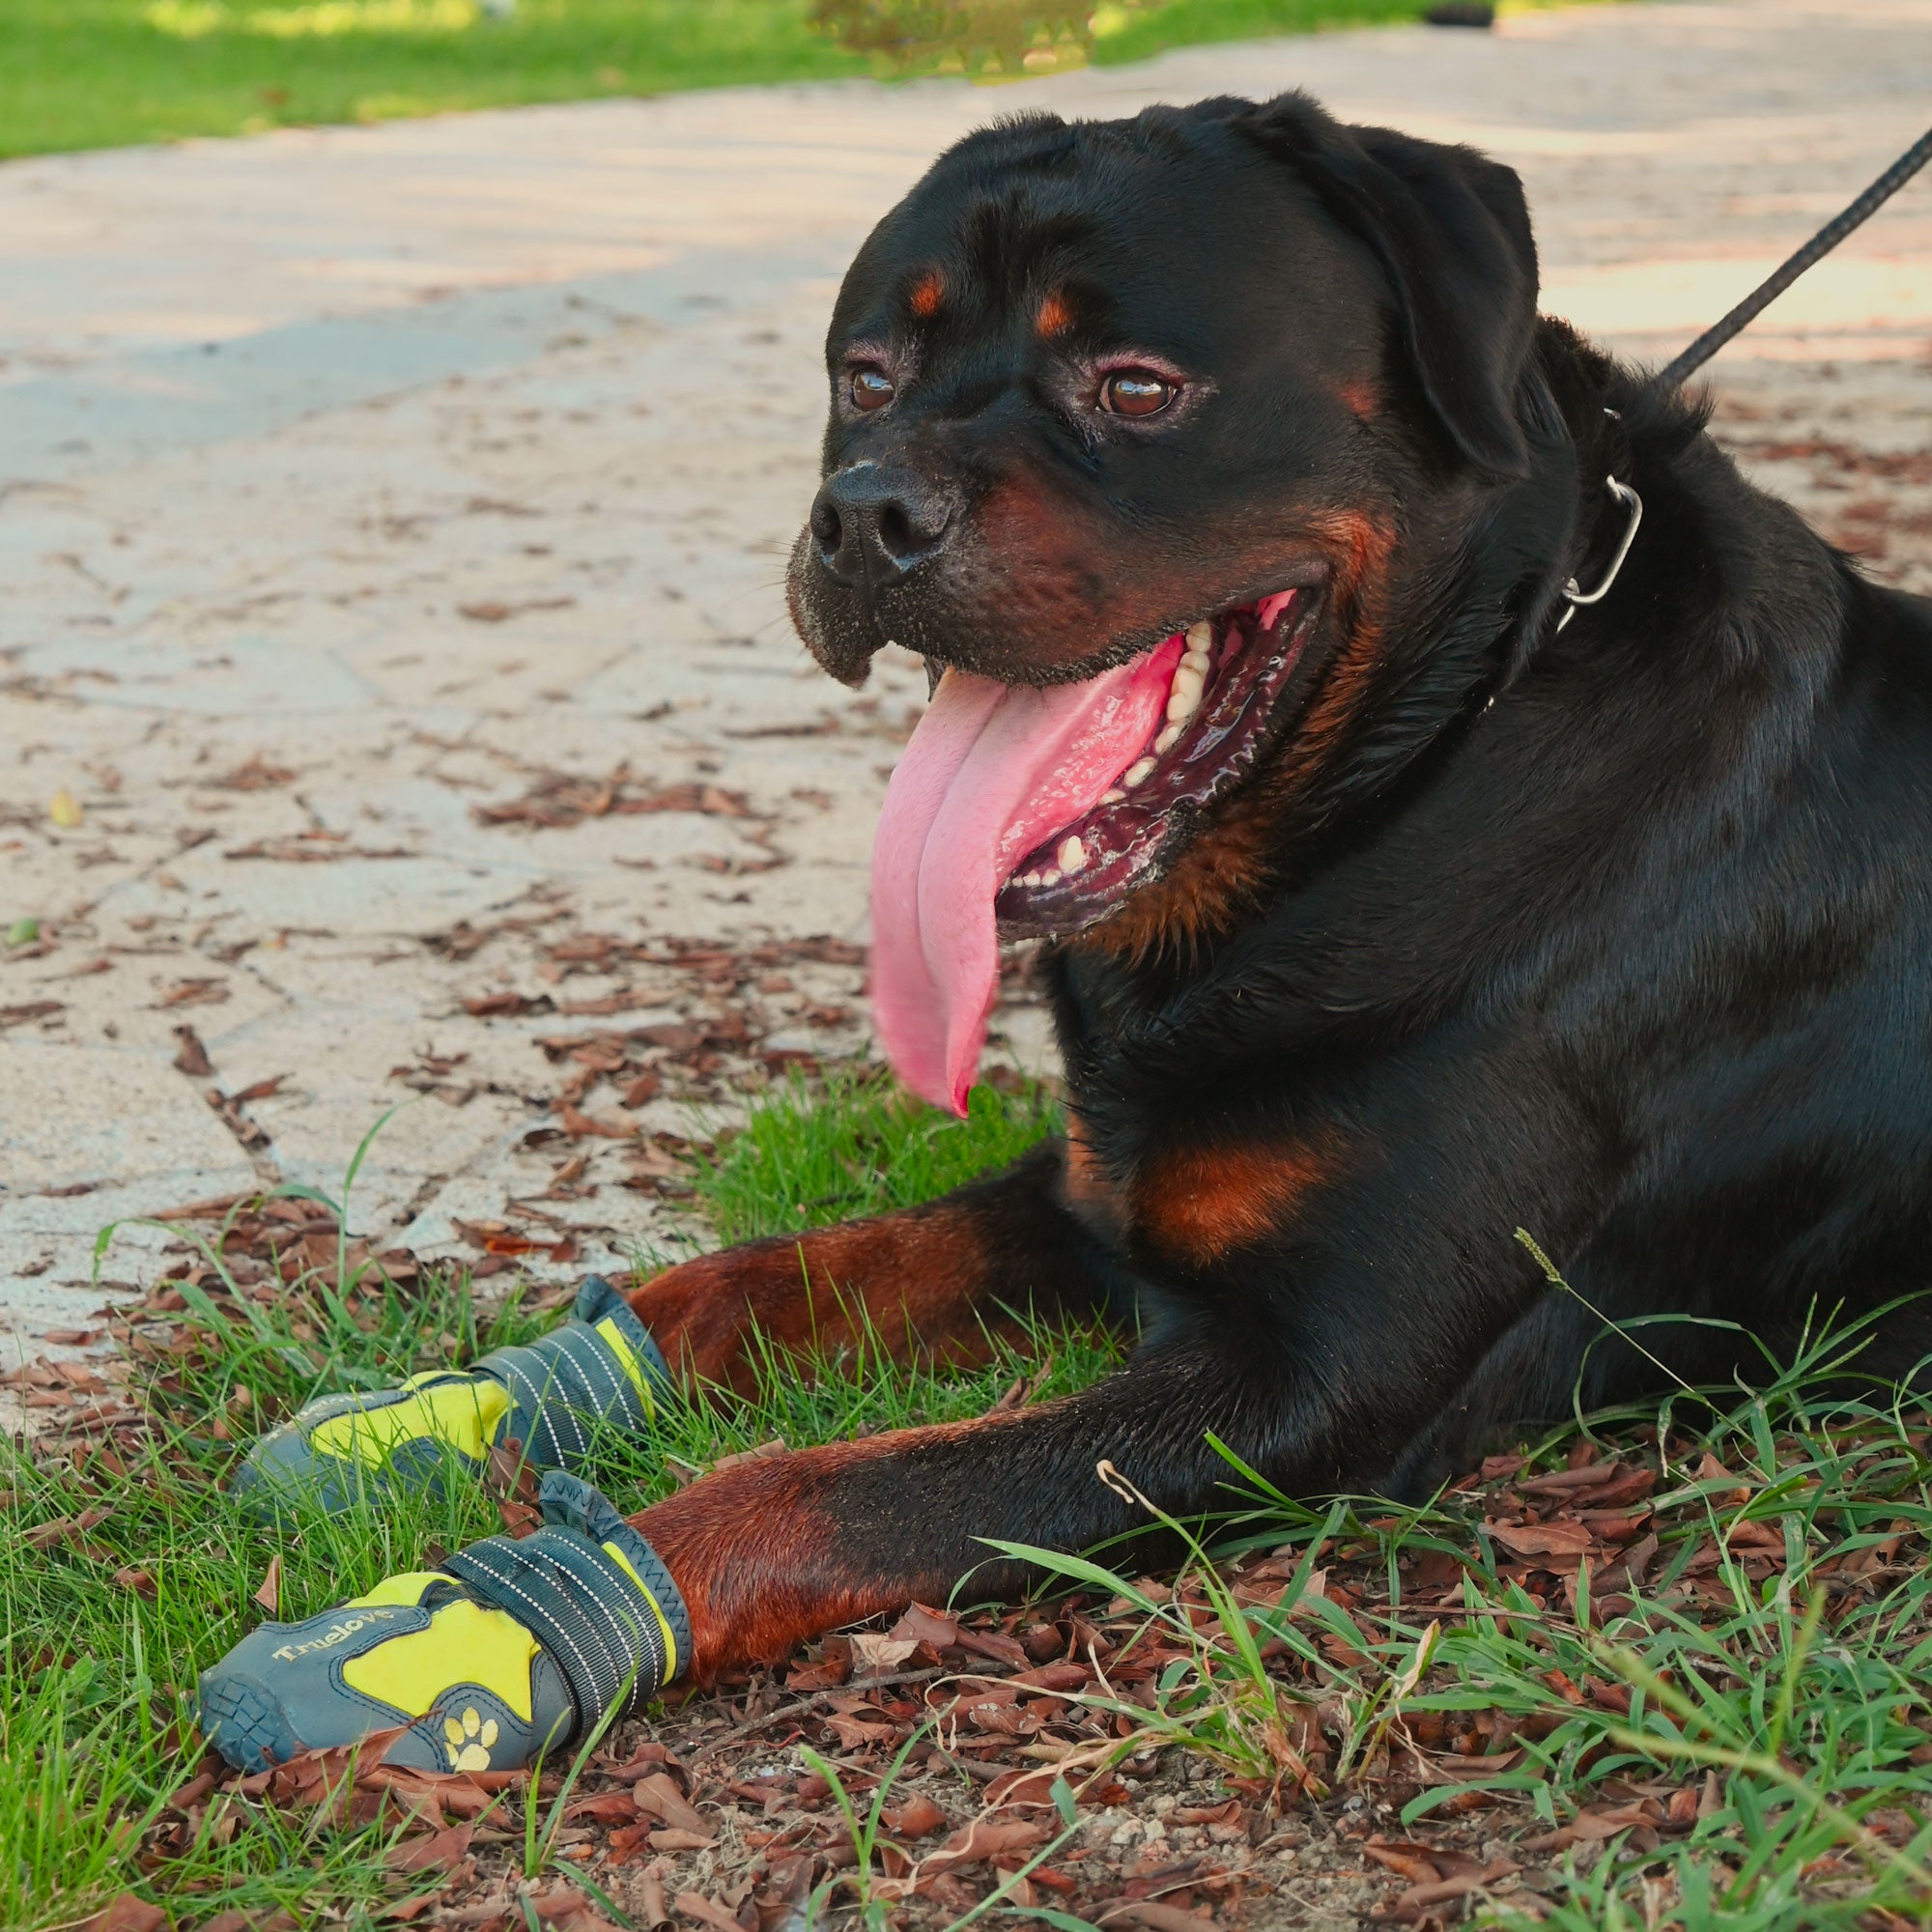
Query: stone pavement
3,0,1930,1409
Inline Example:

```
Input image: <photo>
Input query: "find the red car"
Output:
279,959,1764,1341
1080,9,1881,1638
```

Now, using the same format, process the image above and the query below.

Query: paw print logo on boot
443,1706,499,1771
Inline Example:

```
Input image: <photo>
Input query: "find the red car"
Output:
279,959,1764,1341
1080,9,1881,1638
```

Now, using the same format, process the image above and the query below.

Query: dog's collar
1555,472,1644,634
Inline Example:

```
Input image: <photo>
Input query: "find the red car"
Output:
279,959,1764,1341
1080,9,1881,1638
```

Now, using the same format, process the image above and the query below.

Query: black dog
609,92,1932,1676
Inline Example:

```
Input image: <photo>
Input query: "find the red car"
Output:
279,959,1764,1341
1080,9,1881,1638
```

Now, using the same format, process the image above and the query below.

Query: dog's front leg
623,1338,1278,1674
625,1138,1126,1393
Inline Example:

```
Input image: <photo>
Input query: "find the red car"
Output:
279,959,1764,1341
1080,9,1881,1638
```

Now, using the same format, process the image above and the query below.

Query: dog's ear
1239,95,1539,480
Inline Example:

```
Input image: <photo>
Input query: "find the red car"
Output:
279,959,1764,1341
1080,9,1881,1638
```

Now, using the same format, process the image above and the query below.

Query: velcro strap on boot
474,1276,670,1469
444,1472,688,1727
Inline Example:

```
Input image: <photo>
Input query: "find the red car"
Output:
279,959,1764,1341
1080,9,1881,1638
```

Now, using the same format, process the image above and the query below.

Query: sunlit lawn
0,0,1569,160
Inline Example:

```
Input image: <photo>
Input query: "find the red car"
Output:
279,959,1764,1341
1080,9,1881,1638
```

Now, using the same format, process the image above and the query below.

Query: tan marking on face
1338,378,1381,420
910,270,946,319
1035,290,1075,338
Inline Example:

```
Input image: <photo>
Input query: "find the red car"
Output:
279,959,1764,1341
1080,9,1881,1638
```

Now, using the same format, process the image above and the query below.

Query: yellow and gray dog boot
231,1275,670,1520
198,1471,690,1772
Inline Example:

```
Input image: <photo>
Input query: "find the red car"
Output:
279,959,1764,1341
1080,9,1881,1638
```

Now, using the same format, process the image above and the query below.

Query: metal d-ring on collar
1555,474,1643,633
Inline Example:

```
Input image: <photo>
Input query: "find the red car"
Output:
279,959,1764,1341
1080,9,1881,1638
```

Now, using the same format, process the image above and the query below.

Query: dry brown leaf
1516,1463,1626,1495
850,1633,921,1674
1383,1861,1521,1918
172,1025,213,1076
1172,1799,1243,1828
1521,1805,1659,1852
925,1815,1049,1874
71,1893,167,1932
386,1821,475,1873
888,1603,960,1651
822,1711,898,1750
0,1002,64,1031
1099,1904,1217,1932
632,1771,710,1839
953,1624,1029,1667
564,1791,641,1825
886,1793,948,1838
651,1828,717,1853
1365,1840,1444,1884
253,1553,282,1614
673,1892,745,1932
638,1869,671,1927
786,1634,852,1692
1486,1518,1595,1558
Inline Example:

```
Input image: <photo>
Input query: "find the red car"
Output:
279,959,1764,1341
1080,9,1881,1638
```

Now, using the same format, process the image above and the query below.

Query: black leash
1653,124,1932,390
1554,123,1932,629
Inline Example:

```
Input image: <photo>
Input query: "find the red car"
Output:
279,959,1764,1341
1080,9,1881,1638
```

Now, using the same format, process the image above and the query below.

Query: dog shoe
198,1471,689,1772
232,1275,671,1520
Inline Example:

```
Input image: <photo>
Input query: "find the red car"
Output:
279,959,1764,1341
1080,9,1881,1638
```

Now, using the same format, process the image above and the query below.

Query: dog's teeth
1123,756,1157,788
1020,871,1041,887
1057,836,1087,874
1167,666,1205,724
1100,788,1125,805
1185,619,1212,654
1040,867,1062,886
1153,724,1180,753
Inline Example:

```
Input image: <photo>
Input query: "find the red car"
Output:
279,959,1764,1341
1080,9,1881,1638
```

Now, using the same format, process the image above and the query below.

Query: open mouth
867,584,1323,1115
993,588,1319,939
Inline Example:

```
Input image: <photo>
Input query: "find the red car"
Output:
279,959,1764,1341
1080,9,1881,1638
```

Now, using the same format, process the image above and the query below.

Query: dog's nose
810,467,954,585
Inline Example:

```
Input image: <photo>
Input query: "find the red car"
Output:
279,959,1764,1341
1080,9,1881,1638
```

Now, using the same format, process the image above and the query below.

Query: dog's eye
849,365,895,412
1098,370,1177,418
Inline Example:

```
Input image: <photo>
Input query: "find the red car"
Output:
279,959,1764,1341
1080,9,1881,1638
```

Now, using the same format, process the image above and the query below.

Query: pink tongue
870,637,1184,1115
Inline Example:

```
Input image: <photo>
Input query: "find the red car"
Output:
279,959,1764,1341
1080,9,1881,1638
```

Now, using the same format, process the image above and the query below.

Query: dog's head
786,94,1548,1110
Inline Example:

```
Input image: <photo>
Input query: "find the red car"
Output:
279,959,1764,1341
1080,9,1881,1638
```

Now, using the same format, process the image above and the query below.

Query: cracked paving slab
3,0,1929,1429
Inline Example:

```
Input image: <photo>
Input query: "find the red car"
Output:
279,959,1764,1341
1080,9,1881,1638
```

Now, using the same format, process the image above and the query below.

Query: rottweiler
599,91,1932,1678
220,95,1932,1721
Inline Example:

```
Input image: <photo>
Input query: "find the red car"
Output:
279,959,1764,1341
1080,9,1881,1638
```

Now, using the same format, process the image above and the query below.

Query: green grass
689,1065,1059,1246
9,1067,1929,1928
990,1320,1932,1928
0,0,1600,161
0,1072,1081,1928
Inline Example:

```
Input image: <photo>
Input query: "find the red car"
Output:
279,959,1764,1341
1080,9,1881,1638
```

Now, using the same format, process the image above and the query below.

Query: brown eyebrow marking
909,270,946,319
1338,377,1380,420
1035,289,1074,337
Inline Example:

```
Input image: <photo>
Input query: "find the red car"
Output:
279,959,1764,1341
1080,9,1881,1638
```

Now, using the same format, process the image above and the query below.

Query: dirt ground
3,0,1930,1409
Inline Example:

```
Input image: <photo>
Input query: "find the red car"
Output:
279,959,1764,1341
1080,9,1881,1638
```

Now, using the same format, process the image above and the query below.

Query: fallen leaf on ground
1380,1861,1522,1918
1099,1903,1217,1932
71,1893,165,1932
886,1793,949,1838
924,1815,1049,1874
156,978,229,1009
1486,1519,1595,1558
386,1821,474,1873
253,1553,281,1613
633,1771,711,1839
850,1633,921,1674
674,1892,744,1932
889,1602,960,1650
0,1002,65,1030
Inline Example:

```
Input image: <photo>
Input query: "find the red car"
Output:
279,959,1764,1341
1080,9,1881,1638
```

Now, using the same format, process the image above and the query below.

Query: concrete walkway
3,0,1930,1403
